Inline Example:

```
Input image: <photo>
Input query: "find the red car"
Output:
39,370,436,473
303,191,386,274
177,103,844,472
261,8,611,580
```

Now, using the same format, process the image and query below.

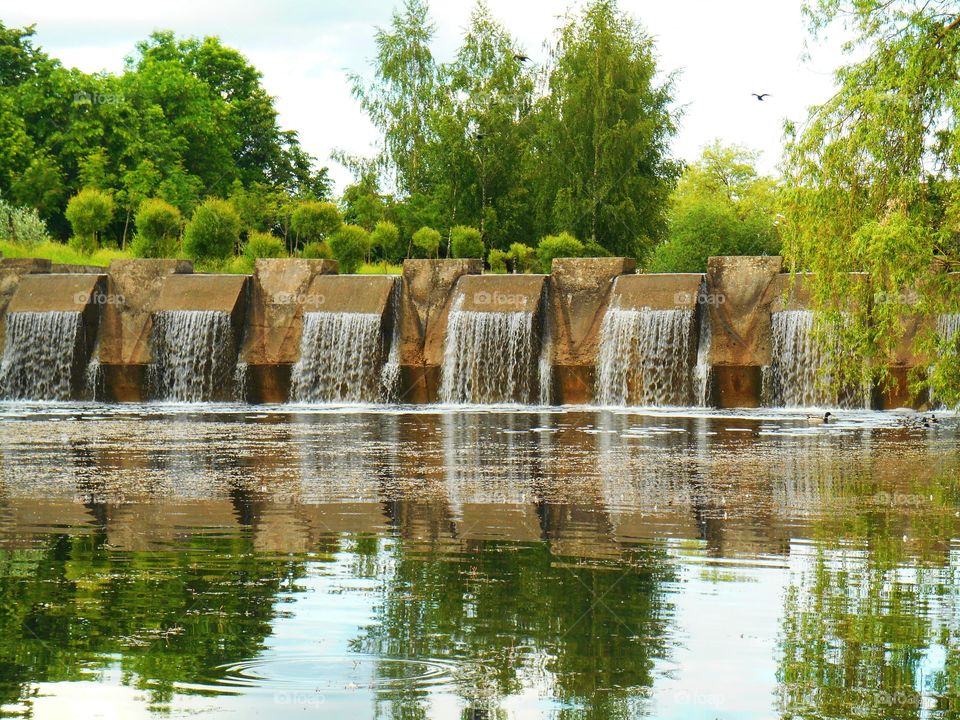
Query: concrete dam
0,255,955,409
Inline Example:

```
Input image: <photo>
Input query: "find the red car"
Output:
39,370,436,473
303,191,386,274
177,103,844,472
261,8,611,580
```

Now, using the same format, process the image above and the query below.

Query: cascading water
595,304,698,407
290,312,386,403
693,290,713,407
938,314,960,346
147,310,238,402
439,295,540,404
379,281,402,402
764,310,867,408
537,284,553,406
0,311,85,400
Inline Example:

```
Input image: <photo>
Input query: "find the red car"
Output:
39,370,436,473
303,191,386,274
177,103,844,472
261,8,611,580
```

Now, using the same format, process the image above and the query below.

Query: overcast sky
7,0,848,192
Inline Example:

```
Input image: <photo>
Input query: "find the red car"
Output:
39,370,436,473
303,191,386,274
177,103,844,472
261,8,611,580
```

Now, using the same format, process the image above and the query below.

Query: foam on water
0,311,85,400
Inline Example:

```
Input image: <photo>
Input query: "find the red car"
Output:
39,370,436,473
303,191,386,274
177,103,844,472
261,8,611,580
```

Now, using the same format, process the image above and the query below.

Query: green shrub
131,198,181,258
65,188,114,252
508,242,536,273
536,232,583,272
302,241,333,260
329,224,370,274
183,198,241,260
488,248,508,273
412,226,441,258
291,200,341,246
371,220,403,263
451,225,484,259
0,198,51,247
582,240,612,257
243,231,287,261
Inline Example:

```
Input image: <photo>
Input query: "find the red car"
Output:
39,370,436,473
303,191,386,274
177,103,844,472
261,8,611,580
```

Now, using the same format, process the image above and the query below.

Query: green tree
182,198,241,260
243,231,286,260
65,188,114,253
329,224,370,273
450,224,484,258
290,200,342,249
508,242,536,273
412,225,441,258
648,142,780,272
131,198,181,258
536,232,583,272
487,247,508,273
781,0,960,405
530,0,678,258
371,220,403,265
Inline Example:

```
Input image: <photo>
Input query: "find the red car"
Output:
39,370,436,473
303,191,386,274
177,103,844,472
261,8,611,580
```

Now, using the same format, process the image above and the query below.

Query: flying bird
752,93,771,101
513,53,530,63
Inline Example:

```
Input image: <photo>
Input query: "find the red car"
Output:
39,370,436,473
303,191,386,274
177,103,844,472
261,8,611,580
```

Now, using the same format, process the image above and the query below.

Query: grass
0,239,405,275
0,239,131,267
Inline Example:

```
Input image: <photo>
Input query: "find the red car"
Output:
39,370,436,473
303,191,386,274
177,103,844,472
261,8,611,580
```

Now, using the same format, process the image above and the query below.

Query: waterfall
380,281,402,402
439,295,539,404
147,310,238,402
85,357,103,401
595,306,697,407
693,281,713,406
764,310,867,408
289,312,386,403
537,284,553,406
939,314,960,346
0,311,85,400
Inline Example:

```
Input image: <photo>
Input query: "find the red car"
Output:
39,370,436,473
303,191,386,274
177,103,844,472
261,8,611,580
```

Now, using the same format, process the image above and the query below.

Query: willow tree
531,0,679,258
781,1,960,405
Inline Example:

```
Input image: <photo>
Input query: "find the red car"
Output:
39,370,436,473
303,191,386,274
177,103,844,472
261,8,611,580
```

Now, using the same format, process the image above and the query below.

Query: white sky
6,0,849,192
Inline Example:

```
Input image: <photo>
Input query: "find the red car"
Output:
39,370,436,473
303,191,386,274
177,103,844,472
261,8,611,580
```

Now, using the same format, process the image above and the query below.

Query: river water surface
0,403,957,719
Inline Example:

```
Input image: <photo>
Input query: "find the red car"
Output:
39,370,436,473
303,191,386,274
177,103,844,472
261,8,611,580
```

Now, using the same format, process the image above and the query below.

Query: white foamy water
290,312,387,403
595,307,697,406
147,310,238,402
0,311,85,400
439,296,539,404
939,314,960,345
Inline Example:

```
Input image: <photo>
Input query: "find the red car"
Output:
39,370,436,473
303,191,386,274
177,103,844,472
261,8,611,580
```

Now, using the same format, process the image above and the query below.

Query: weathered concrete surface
240,259,337,402
307,274,396,315
611,273,703,311
548,258,635,403
50,263,106,274
706,256,783,408
456,274,546,312
768,273,813,313
0,258,52,355
398,259,482,403
98,259,193,401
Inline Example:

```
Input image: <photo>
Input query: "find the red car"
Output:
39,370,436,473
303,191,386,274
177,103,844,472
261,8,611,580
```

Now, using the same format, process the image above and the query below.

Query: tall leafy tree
781,0,960,405
530,0,679,258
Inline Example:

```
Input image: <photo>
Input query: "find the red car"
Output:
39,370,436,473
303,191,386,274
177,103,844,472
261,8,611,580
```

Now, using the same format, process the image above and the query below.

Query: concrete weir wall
0,255,954,408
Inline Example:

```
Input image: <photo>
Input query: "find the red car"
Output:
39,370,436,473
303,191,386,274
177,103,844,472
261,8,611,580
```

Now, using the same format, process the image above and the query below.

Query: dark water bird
807,411,832,426
513,53,530,63
752,92,771,101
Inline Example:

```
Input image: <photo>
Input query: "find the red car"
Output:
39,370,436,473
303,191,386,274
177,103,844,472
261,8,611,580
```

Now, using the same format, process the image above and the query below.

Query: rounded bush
412,226,441,258
451,225,484,259
131,198,181,258
329,224,370,274
65,188,114,251
371,221,403,263
508,243,536,273
536,232,583,272
183,198,241,260
243,231,287,260
582,240,612,258
291,201,341,245
302,241,333,260
487,248,508,273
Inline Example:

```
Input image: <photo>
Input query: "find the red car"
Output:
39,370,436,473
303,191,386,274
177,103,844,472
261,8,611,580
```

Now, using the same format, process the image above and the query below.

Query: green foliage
131,198,181,258
302,241,332,260
782,0,960,404
290,200,342,247
329,224,370,274
508,242,536,273
487,248,508,273
450,225,484,259
65,188,114,251
182,198,241,260
371,220,403,263
582,241,612,258
536,232,583,272
412,225,441,257
0,196,50,247
242,231,286,261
